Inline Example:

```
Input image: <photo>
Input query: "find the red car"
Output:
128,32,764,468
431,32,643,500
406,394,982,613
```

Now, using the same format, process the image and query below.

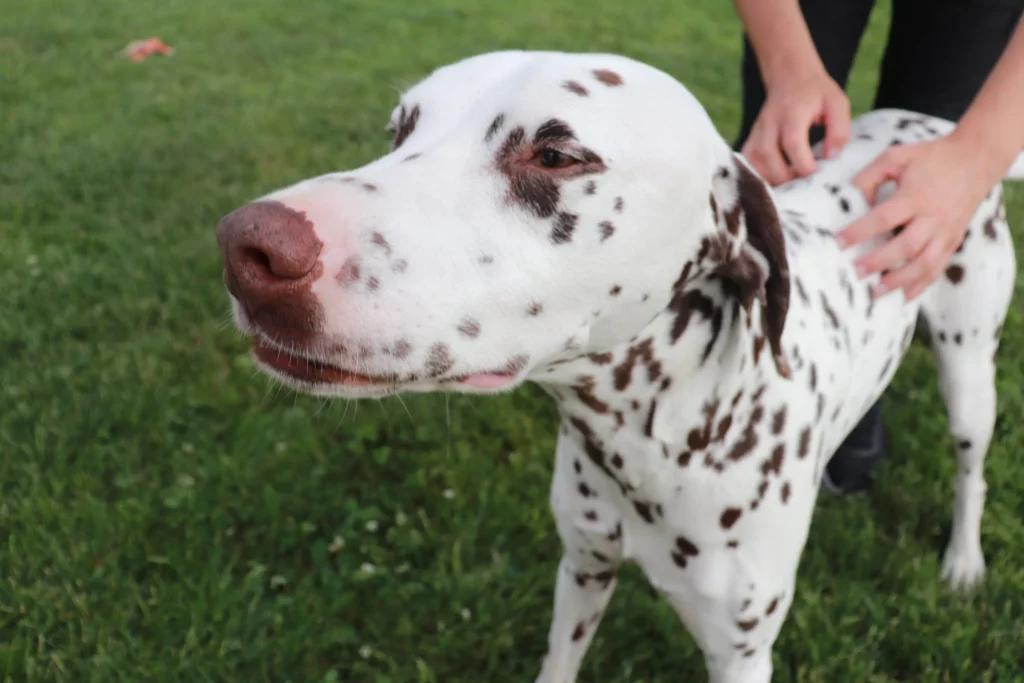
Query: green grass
2,0,1023,681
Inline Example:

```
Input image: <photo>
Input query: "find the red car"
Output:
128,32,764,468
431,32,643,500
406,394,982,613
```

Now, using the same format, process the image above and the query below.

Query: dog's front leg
536,444,625,683
659,567,793,683
534,553,620,683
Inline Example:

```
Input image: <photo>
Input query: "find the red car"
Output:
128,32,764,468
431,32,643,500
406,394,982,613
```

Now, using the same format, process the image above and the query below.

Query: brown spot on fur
614,197,624,213
599,221,616,241
571,622,586,641
457,318,481,338
761,444,784,477
671,535,700,569
984,218,998,240
720,507,742,530
780,481,791,503
485,114,505,143
771,407,786,435
946,264,965,284
425,343,454,377
391,104,420,150
613,338,655,390
584,180,597,195
385,340,412,359
563,80,589,96
593,69,623,86
574,375,610,414
737,617,759,631
370,231,392,256
335,257,362,287
797,427,811,459
551,212,578,244
668,289,716,344
633,500,655,524
552,214,577,248
527,301,544,316
643,400,657,437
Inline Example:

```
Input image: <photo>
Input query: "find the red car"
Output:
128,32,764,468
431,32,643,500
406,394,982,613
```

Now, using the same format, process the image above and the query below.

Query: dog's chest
551,364,825,589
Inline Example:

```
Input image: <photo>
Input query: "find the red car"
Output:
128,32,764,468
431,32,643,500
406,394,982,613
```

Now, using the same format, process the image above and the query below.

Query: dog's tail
1006,152,1024,180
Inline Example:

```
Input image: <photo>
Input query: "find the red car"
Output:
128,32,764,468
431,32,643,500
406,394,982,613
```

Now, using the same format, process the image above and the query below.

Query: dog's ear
708,153,792,378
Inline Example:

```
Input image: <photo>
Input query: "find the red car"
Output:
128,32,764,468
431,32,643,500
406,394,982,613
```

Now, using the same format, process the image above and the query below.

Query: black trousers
736,0,1024,149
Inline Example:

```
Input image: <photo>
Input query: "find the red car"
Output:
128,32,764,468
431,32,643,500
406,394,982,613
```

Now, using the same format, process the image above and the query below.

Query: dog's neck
536,258,777,444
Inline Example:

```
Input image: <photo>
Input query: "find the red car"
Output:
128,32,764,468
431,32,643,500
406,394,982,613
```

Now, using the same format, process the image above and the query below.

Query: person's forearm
953,16,1024,178
732,0,824,88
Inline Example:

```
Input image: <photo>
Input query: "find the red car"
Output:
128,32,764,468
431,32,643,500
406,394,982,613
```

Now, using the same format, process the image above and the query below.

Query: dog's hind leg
933,344,996,591
919,185,1016,592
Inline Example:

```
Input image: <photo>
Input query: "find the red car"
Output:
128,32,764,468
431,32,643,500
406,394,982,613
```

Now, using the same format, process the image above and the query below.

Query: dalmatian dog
214,51,1021,683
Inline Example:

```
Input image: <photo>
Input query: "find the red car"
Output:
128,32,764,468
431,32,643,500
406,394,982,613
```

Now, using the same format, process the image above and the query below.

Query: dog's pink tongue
461,373,516,389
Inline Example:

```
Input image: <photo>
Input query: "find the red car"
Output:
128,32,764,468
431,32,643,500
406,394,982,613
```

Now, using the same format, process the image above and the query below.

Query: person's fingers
838,191,914,250
851,146,909,205
871,224,943,297
742,124,795,186
854,213,928,277
781,117,817,177
821,91,851,159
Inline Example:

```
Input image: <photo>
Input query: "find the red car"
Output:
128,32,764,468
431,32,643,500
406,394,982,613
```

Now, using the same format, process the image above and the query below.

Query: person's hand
836,134,1001,301
742,67,851,186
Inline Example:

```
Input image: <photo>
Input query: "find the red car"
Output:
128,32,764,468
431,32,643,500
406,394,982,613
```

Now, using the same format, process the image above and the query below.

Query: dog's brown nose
217,200,322,299
216,200,324,340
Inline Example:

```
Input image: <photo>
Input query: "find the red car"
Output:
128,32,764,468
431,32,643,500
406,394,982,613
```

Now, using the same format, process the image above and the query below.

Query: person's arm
732,0,851,185
733,0,823,90
947,15,1024,184
839,16,1024,300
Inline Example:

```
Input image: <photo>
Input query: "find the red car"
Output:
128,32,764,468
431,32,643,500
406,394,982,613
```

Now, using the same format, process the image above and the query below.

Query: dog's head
216,50,789,398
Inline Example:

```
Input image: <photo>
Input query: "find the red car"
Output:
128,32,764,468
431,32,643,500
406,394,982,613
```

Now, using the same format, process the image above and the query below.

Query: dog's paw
941,540,986,592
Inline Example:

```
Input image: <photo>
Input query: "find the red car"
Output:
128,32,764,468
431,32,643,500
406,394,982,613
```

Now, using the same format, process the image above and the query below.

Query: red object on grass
121,37,175,62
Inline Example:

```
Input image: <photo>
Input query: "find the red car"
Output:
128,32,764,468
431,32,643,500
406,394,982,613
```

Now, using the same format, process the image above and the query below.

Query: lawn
2,0,1023,681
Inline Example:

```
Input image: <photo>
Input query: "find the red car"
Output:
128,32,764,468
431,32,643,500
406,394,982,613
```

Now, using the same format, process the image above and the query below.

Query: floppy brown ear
734,157,791,377
707,154,791,378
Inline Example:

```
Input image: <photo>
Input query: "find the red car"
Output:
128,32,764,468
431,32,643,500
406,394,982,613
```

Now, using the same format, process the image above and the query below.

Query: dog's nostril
241,246,274,277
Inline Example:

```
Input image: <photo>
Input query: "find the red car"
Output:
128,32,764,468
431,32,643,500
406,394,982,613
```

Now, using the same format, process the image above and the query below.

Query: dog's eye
533,149,577,169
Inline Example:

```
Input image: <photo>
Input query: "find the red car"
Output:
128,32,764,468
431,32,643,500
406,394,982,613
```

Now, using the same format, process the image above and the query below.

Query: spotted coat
216,51,1022,683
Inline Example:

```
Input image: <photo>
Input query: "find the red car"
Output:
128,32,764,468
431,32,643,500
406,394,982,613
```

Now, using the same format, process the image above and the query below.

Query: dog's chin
248,336,529,399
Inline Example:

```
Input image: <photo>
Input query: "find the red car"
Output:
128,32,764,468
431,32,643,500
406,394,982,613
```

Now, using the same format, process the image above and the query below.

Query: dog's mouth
250,337,525,392
252,338,380,386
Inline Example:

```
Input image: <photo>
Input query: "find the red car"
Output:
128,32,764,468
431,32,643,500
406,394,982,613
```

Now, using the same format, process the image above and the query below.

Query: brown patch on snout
494,121,606,221
216,200,325,346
